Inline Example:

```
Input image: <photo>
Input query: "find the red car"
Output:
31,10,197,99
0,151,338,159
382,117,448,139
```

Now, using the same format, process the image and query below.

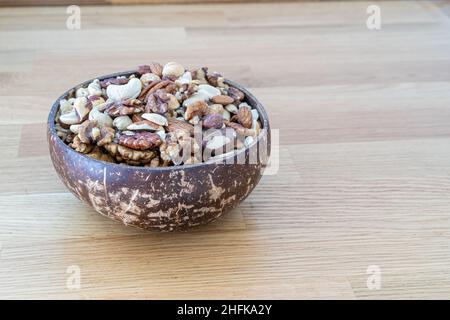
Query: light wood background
1,0,450,299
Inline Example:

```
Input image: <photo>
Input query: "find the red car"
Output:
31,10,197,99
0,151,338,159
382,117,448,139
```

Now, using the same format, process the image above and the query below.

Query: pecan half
118,131,162,150
237,106,253,128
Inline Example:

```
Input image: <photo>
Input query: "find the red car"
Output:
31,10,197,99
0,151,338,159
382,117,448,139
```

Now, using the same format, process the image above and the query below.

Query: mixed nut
54,62,262,167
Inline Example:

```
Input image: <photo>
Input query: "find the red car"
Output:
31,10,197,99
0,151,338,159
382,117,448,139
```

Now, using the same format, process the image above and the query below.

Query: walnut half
118,131,162,151
77,120,115,147
103,143,156,165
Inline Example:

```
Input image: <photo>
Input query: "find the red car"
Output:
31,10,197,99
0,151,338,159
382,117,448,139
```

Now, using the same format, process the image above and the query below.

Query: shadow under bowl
47,71,271,231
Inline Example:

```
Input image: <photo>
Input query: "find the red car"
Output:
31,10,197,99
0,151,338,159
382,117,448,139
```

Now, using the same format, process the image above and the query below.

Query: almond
211,95,234,105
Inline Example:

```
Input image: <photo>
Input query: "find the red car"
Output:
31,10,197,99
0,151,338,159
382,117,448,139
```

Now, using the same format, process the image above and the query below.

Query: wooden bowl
47,71,271,231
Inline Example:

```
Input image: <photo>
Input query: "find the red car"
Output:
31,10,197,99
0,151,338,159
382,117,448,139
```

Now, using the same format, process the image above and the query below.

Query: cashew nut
106,78,142,102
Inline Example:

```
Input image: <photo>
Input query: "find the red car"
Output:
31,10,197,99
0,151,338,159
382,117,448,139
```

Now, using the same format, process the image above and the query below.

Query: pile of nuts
54,62,262,167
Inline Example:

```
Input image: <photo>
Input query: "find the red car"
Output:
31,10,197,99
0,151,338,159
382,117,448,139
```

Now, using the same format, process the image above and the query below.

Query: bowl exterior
48,130,266,231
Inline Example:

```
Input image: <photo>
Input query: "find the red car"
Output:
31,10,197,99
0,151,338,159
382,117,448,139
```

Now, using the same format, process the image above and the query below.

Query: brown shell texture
47,71,271,231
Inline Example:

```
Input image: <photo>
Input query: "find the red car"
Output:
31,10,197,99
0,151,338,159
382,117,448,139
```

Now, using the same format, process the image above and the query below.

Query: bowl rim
48,70,270,171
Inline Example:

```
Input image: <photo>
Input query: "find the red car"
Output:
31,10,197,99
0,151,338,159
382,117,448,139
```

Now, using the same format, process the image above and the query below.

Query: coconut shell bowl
47,71,271,231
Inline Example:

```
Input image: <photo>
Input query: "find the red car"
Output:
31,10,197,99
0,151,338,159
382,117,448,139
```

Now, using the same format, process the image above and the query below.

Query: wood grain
0,1,284,8
1,1,450,299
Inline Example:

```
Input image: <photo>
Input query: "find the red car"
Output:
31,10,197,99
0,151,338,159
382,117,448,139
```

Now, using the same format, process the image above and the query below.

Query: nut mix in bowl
48,62,270,231
54,62,263,166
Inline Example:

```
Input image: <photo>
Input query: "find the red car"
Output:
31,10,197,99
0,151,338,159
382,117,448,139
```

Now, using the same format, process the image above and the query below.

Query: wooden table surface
1,0,450,299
